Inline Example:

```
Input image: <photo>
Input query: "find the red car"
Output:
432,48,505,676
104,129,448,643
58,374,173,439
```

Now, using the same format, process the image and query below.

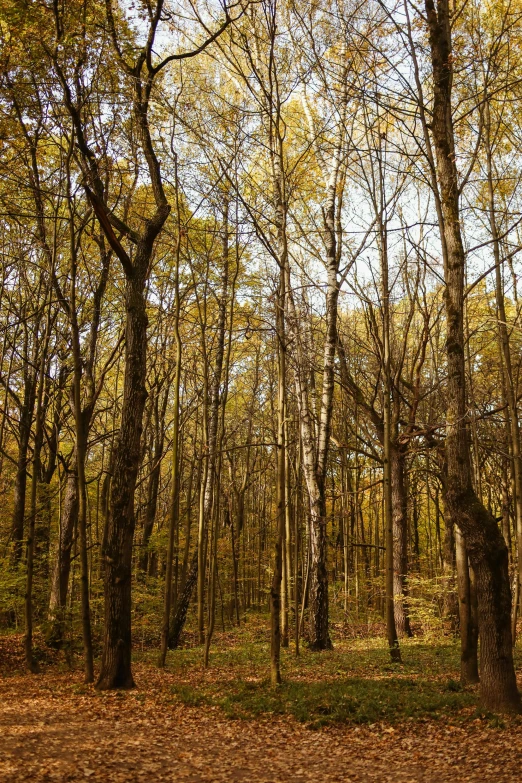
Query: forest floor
1,618,522,782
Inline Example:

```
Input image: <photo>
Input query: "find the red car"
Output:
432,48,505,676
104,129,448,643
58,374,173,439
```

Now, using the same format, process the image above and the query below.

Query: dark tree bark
424,0,520,712
159,176,182,667
179,451,198,595
47,468,78,647
11,360,37,561
391,446,412,638
139,386,169,573
24,303,51,672
381,215,401,662
169,549,197,649
97,261,165,689
37,358,66,573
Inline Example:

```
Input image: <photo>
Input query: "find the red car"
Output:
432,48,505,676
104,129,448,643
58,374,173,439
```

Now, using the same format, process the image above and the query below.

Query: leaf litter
1,631,522,782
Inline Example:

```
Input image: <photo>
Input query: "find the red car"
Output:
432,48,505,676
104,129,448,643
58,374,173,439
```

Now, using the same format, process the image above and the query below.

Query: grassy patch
171,674,477,728
165,616,481,728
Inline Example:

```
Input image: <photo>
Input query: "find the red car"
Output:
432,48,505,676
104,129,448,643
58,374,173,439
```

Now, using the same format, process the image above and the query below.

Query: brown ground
1,663,521,783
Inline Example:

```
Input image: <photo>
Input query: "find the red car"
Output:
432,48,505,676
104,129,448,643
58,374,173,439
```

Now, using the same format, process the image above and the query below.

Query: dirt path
1,667,521,782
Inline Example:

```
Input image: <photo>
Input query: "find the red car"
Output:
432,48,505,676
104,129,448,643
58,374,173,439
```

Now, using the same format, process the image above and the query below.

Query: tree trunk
204,490,220,668
442,506,459,633
270,266,286,684
159,187,182,667
179,452,197,596
75,411,94,683
391,446,412,638
47,468,78,647
197,210,229,644
425,0,520,712
96,273,149,690
307,493,331,650
230,508,241,626
381,209,401,662
69,196,95,683
485,102,522,642
455,525,479,684
281,531,289,648
169,549,197,649
11,372,37,561
139,441,163,573
24,317,48,672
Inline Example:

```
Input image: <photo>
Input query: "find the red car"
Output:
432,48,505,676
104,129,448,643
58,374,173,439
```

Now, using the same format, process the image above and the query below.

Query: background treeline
1,0,522,709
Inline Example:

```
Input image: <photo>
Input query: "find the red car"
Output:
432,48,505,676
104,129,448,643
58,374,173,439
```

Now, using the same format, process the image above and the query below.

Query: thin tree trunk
455,525,479,684
442,501,459,633
381,210,401,663
68,178,94,683
204,487,220,667
391,446,412,638
24,309,50,672
159,169,182,667
197,211,229,645
169,549,197,649
11,365,37,562
270,266,286,685
169,206,230,649
230,509,240,626
179,452,197,596
139,395,167,574
47,468,78,646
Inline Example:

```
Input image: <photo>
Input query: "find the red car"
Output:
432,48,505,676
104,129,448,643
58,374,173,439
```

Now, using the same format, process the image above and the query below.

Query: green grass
160,615,485,728
171,673,477,728
4,610,521,728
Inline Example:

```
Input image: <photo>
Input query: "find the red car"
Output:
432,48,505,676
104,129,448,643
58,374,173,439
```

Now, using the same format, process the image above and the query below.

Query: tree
422,0,520,712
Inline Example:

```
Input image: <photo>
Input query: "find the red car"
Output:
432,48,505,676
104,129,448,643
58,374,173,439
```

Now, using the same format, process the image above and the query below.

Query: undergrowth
170,675,477,728
3,610,521,728
154,614,492,728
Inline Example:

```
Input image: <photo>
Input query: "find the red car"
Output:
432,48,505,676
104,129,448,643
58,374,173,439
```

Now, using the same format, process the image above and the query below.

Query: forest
1,1,522,781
